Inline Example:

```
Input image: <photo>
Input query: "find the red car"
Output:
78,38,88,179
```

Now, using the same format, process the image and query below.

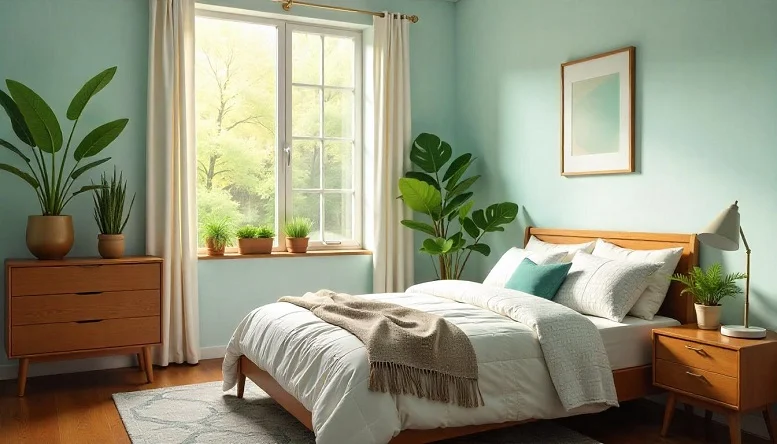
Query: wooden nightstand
653,325,777,444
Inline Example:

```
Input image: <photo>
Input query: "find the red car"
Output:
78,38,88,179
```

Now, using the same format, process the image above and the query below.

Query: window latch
323,241,342,246
284,145,292,166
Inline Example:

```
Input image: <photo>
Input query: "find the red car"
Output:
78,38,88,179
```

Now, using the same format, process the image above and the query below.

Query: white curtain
372,14,414,293
146,0,200,365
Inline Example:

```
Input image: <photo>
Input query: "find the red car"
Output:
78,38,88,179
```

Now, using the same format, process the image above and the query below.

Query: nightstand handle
686,371,705,379
685,345,704,352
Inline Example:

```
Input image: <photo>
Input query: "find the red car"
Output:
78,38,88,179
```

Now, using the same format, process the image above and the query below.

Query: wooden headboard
525,227,699,324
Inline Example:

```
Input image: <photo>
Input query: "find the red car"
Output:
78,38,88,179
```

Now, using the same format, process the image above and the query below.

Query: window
195,10,363,251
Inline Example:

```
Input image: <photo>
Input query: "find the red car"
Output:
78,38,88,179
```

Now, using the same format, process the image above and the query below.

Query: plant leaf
459,200,474,222
72,184,106,197
445,159,474,192
6,80,63,153
0,90,34,146
0,139,30,163
447,232,465,253
0,163,39,188
472,202,519,232
442,192,473,218
410,133,452,174
404,171,440,190
421,238,444,255
466,243,491,256
67,67,117,120
447,175,480,199
442,153,472,183
74,118,129,160
70,157,111,180
461,217,480,238
398,177,442,218
400,219,437,236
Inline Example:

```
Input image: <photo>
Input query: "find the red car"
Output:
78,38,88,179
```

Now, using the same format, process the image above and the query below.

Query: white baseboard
0,345,228,381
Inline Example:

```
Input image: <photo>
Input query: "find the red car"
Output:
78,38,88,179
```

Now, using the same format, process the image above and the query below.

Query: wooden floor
0,358,767,444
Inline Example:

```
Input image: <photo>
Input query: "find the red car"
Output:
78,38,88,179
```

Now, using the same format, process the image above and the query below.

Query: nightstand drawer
11,316,161,356
655,359,738,406
11,290,161,325
10,263,161,296
655,335,737,377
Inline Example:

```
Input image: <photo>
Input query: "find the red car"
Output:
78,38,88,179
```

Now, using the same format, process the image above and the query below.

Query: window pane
292,192,322,241
323,89,353,138
195,16,277,245
292,86,321,137
292,139,321,189
324,193,353,241
292,32,321,84
324,36,354,87
323,141,353,189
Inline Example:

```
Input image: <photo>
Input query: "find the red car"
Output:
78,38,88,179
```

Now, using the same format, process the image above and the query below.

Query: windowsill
198,249,372,260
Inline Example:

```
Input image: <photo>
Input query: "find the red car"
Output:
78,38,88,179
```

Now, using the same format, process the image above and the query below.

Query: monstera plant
398,133,518,280
0,67,128,259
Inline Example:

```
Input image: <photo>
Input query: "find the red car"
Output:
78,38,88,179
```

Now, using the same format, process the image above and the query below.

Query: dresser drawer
655,335,738,377
10,263,160,296
655,359,738,406
11,316,160,356
11,290,161,325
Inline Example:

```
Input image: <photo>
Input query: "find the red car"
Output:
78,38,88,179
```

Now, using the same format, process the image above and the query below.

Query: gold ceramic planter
98,234,125,259
26,215,74,260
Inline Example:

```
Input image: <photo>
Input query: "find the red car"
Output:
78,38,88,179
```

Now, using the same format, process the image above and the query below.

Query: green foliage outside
398,133,519,280
671,263,747,306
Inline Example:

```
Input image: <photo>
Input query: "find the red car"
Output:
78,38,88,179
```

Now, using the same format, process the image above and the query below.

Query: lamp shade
697,202,740,251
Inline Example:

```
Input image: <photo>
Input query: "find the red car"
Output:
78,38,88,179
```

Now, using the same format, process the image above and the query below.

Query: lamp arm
740,226,751,254
740,226,751,328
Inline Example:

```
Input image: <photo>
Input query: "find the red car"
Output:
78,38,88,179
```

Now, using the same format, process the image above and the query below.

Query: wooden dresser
653,325,777,444
4,257,163,396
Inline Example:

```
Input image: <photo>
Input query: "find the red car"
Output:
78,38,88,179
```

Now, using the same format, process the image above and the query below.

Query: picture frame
561,46,635,176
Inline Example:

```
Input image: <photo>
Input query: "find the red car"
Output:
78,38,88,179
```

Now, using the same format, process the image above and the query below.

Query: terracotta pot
695,303,722,330
285,237,309,253
26,215,74,260
206,238,226,256
98,234,125,259
238,237,273,255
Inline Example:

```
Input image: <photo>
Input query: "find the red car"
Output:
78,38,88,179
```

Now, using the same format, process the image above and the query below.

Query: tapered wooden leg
17,358,29,397
704,409,714,440
661,392,676,437
728,411,742,444
764,406,777,443
236,357,246,399
137,352,145,372
141,347,154,383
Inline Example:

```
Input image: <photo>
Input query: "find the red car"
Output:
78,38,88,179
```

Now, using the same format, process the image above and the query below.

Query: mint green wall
455,0,777,328
0,0,456,365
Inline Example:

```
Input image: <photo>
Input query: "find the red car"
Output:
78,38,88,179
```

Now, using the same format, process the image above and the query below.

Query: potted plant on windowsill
0,67,128,259
237,225,274,255
203,219,233,256
284,217,312,253
671,263,747,330
93,168,135,259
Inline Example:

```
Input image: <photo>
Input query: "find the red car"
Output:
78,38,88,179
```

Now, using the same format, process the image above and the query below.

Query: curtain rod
274,0,419,23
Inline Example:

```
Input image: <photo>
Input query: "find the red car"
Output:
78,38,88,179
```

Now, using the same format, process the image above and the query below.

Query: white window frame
194,7,364,253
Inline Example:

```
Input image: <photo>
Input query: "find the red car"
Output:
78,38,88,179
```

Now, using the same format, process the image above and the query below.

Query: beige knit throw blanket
278,290,483,408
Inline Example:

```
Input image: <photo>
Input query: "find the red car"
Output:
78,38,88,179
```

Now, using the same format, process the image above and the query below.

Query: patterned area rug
113,381,601,444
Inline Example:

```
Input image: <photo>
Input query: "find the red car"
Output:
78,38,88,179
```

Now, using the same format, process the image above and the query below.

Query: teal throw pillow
505,258,572,299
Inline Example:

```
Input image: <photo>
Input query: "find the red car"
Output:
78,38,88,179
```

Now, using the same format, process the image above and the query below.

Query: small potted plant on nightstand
283,217,312,253
203,219,232,256
236,225,274,255
93,168,135,259
671,263,747,330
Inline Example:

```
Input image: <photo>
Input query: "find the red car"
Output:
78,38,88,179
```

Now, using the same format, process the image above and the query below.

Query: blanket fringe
369,362,484,408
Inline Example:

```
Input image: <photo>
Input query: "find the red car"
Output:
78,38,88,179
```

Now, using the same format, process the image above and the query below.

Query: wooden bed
235,227,700,444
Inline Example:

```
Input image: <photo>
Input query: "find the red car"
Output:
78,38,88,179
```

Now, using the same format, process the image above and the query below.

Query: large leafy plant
670,263,747,306
398,133,518,280
0,67,128,215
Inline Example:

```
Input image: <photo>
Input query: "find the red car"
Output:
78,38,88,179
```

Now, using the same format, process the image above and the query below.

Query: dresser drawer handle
75,319,104,324
686,371,708,382
685,345,707,354
76,291,103,295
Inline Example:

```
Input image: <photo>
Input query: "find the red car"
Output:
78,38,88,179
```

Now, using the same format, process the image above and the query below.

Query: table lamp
698,201,766,339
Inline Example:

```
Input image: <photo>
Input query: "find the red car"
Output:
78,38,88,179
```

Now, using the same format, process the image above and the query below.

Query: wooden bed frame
235,227,699,444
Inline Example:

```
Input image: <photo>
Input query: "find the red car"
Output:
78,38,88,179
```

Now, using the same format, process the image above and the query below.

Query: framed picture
561,46,635,176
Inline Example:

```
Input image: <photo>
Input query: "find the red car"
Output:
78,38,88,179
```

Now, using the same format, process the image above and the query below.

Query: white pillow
554,252,662,322
592,239,684,320
483,248,567,288
525,236,596,262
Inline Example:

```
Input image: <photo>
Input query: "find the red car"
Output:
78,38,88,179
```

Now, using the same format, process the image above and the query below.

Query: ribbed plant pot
695,303,722,330
206,238,226,256
285,237,309,253
26,215,74,260
238,238,273,255
98,234,125,259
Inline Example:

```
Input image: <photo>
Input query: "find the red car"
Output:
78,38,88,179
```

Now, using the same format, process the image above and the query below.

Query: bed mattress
586,315,680,370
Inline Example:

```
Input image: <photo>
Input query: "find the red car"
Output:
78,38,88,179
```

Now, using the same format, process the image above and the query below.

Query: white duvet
223,281,617,444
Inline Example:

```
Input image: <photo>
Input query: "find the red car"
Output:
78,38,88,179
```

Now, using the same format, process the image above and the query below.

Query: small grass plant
283,217,312,239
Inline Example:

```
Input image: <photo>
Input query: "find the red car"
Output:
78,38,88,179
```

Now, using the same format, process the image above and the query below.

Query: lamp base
720,325,767,339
